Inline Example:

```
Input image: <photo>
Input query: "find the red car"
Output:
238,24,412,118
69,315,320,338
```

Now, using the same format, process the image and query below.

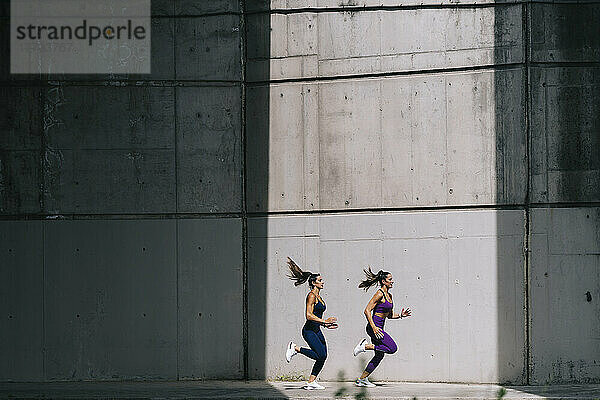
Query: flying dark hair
287,257,320,288
358,266,390,291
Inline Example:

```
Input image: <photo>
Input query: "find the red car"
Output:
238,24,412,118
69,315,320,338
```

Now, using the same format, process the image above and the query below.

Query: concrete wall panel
153,0,240,16
177,86,242,213
530,208,600,384
44,87,175,151
178,218,244,378
246,0,521,12
0,222,44,381
41,86,176,214
0,87,42,214
248,210,526,383
0,150,41,214
530,67,600,203
531,4,600,63
175,16,242,81
247,7,522,81
43,150,176,214
0,87,41,151
43,220,178,380
175,0,239,15
247,68,526,211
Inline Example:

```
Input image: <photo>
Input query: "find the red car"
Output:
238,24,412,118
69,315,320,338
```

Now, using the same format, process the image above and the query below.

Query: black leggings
299,326,327,377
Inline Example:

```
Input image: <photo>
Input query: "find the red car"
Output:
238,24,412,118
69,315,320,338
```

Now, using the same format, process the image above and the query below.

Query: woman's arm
305,293,334,325
364,291,383,329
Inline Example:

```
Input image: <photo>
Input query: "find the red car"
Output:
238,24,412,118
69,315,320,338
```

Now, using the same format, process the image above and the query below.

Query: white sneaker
285,341,297,363
353,338,367,356
355,378,376,387
304,380,325,390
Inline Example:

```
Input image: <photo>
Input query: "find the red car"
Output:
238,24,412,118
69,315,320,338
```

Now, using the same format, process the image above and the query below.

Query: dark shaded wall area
1,0,248,381
527,2,600,384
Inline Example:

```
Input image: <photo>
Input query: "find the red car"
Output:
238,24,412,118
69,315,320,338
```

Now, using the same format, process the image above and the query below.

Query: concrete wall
245,0,600,385
0,1,245,381
1,0,599,386
248,211,526,382
528,2,600,384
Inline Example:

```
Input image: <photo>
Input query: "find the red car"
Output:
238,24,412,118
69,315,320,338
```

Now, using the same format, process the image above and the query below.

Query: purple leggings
365,315,397,373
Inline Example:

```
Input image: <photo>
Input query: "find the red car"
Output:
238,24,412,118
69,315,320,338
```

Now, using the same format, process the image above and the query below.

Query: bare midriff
374,312,389,318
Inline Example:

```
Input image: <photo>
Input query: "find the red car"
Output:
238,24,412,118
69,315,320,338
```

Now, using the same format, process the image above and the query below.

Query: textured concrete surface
248,210,526,382
530,67,600,203
177,218,244,379
43,220,178,380
0,221,44,381
247,7,523,81
529,208,600,385
176,86,242,213
530,4,600,64
2,0,599,388
247,0,523,11
247,69,526,211
2,381,600,400
0,217,243,381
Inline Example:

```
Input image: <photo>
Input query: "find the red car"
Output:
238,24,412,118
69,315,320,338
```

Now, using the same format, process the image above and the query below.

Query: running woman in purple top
353,268,412,387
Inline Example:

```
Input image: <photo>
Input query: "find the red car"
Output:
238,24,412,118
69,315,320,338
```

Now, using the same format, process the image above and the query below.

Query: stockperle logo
11,0,151,74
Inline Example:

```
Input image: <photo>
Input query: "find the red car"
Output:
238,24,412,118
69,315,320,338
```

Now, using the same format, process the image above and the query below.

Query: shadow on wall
493,2,528,386
525,3,600,385
494,1,600,387
0,0,281,387
245,0,271,380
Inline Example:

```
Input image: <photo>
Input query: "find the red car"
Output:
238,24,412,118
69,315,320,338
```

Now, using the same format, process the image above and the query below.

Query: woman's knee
387,342,397,354
317,348,327,361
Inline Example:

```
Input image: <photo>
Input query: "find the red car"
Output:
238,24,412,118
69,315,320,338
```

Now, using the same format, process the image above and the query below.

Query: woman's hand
323,316,338,329
401,308,412,318
372,326,384,339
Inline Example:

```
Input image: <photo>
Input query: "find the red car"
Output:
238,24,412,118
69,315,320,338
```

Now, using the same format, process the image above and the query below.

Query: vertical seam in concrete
523,0,532,385
42,221,46,380
173,6,180,379
39,86,45,215
445,213,450,379
40,85,47,380
302,84,306,209
444,76,449,205
379,77,383,207
240,0,249,381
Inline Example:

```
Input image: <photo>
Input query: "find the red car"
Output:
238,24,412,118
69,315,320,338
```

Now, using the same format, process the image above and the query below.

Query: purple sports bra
373,289,393,314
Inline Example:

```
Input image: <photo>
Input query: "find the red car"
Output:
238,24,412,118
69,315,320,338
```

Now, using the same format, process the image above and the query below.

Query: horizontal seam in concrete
247,204,528,215
529,0,600,3
5,203,600,222
246,62,526,85
530,62,600,68
247,2,524,15
0,81,243,88
152,12,243,18
530,202,600,208
261,44,519,62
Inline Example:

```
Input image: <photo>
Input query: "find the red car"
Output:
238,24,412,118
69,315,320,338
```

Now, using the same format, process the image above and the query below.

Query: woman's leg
373,330,397,354
364,351,385,375
300,328,327,382
360,326,397,378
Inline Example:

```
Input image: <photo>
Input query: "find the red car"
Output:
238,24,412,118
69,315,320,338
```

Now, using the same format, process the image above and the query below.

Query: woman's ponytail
358,267,389,290
287,257,315,286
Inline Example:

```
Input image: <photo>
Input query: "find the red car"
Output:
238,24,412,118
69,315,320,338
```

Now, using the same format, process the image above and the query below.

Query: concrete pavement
1,381,600,400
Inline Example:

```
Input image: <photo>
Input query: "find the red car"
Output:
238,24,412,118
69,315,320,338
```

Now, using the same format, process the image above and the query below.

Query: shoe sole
353,339,367,356
286,342,294,363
